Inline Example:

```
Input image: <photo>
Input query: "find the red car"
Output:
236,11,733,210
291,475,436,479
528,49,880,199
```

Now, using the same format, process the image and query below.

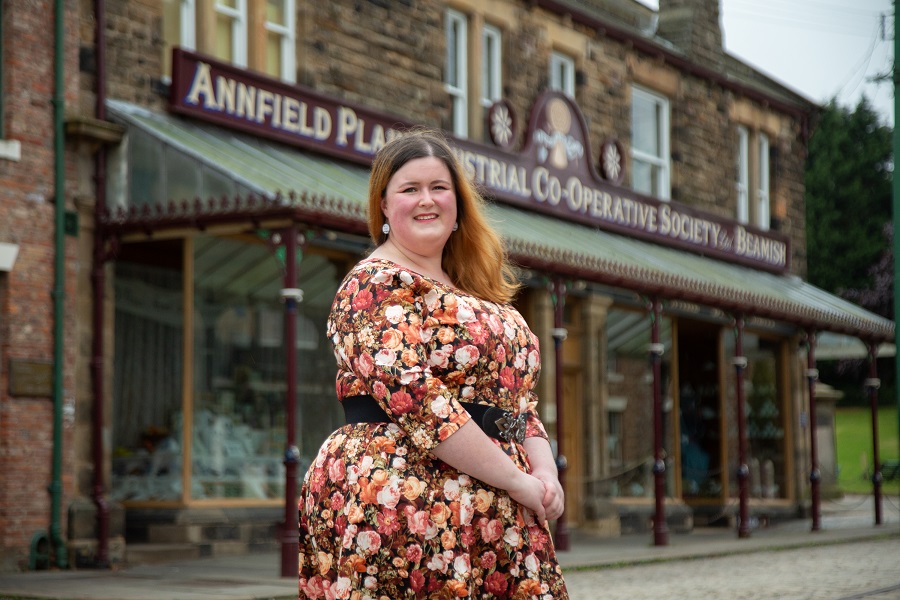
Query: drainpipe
649,297,668,546
732,315,751,538
50,0,69,568
90,0,111,566
550,277,570,551
806,330,821,532
865,343,883,526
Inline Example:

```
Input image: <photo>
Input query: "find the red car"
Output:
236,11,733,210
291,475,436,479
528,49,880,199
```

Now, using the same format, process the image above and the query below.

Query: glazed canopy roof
102,100,894,343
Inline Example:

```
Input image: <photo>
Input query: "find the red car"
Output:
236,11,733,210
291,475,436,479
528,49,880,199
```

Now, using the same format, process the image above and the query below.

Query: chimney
656,0,724,68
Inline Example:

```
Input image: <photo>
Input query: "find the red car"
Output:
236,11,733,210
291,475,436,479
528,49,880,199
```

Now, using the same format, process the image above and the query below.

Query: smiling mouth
414,215,439,222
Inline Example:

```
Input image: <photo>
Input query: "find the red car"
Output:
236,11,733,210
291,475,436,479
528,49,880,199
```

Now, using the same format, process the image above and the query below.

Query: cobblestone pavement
563,536,900,600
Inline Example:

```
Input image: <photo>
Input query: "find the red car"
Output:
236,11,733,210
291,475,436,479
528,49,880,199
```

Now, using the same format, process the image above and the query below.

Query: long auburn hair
367,128,520,304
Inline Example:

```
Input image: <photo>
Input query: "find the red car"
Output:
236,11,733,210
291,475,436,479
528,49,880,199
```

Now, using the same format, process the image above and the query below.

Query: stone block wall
90,1,809,279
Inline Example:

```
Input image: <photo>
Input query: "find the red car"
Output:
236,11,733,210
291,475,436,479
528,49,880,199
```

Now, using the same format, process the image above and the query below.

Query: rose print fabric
298,258,568,599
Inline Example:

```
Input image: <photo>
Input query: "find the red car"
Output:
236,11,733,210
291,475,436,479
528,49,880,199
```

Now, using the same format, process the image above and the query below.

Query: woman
298,128,569,599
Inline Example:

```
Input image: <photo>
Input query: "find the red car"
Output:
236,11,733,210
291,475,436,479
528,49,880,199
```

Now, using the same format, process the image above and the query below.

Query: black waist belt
342,394,527,444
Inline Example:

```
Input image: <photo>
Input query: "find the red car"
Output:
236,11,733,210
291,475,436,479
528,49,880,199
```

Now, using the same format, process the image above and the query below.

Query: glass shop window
190,235,343,499
111,242,186,502
724,331,786,499
109,234,345,503
604,308,675,498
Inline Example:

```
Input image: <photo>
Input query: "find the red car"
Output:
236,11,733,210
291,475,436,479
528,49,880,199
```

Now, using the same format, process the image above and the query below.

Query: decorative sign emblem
600,140,625,185
534,98,584,169
488,99,517,150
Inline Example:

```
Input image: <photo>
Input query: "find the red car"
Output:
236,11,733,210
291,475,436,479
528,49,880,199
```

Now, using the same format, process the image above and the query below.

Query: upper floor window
549,51,575,97
481,25,502,108
736,127,771,229
0,5,20,161
736,126,749,223
757,133,770,230
162,0,295,84
445,9,468,138
162,0,196,81
630,86,670,199
265,0,296,82
215,0,248,67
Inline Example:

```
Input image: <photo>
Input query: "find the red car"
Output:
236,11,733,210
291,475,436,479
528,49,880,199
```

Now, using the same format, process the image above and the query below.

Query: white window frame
265,0,296,83
757,132,770,230
445,9,468,137
549,51,575,97
180,0,197,50
215,0,248,67
630,85,670,200
480,24,502,110
160,0,195,83
736,126,749,224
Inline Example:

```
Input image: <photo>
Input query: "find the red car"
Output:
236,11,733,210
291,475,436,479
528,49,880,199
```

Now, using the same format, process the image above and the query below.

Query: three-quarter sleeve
328,265,471,451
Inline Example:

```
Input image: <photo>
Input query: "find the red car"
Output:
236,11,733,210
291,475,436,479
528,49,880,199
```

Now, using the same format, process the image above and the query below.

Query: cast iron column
551,278,570,551
280,226,302,577
865,343,883,526
807,330,821,532
650,298,668,546
733,316,751,538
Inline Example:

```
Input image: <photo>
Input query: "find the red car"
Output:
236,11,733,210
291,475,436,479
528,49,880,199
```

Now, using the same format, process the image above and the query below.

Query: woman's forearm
432,420,547,520
523,436,558,477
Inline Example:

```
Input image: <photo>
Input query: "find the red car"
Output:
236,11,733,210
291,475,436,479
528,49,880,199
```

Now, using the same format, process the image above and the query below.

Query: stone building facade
0,0,891,572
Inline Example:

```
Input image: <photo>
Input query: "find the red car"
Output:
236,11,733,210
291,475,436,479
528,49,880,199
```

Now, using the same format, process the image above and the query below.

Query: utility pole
893,0,900,508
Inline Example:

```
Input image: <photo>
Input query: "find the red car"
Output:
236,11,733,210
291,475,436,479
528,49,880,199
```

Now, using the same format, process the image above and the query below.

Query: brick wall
0,0,81,571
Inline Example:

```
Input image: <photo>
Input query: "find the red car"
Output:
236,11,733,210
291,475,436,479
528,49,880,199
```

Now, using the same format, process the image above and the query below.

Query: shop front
90,49,893,556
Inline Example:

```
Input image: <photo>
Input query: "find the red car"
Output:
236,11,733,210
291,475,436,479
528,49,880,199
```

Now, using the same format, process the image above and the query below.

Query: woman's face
381,156,458,259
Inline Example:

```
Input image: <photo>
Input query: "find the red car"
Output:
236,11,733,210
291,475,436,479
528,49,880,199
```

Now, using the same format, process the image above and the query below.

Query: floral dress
298,257,568,600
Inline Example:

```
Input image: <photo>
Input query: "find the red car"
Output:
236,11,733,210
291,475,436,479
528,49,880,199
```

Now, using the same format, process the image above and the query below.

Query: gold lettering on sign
735,226,787,267
182,61,398,155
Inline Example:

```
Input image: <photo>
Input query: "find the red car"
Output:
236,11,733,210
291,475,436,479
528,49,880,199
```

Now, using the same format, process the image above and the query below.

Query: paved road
563,537,900,600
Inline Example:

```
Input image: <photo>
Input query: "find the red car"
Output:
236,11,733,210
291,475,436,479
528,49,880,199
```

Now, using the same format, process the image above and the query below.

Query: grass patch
835,406,900,494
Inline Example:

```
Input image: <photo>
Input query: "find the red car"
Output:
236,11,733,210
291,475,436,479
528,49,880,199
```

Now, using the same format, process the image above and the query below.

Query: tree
805,98,894,406
805,98,893,295
841,223,894,321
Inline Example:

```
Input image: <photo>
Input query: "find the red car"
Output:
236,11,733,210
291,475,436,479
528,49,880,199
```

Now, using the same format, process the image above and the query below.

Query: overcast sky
638,0,895,125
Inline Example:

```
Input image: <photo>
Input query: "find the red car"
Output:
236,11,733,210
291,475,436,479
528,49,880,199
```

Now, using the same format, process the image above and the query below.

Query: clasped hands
510,469,565,524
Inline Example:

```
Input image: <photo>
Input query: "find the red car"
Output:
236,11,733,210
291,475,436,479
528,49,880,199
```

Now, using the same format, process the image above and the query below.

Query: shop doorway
677,322,723,504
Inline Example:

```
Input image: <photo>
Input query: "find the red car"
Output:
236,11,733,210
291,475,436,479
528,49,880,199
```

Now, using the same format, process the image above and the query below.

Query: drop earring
382,222,390,235
452,222,459,232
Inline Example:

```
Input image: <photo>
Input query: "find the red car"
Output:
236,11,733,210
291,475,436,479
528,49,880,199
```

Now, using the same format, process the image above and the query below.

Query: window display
604,308,675,498
725,332,786,499
111,253,187,501
110,234,344,503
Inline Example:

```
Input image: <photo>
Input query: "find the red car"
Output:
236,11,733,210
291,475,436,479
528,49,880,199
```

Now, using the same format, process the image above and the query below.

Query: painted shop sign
169,49,789,272
170,48,406,165
452,93,790,272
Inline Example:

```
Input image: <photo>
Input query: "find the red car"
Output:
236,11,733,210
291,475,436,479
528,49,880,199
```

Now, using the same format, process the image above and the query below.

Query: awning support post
733,315,751,538
865,343,883,526
550,277,570,551
279,225,303,577
649,297,668,546
806,330,821,532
